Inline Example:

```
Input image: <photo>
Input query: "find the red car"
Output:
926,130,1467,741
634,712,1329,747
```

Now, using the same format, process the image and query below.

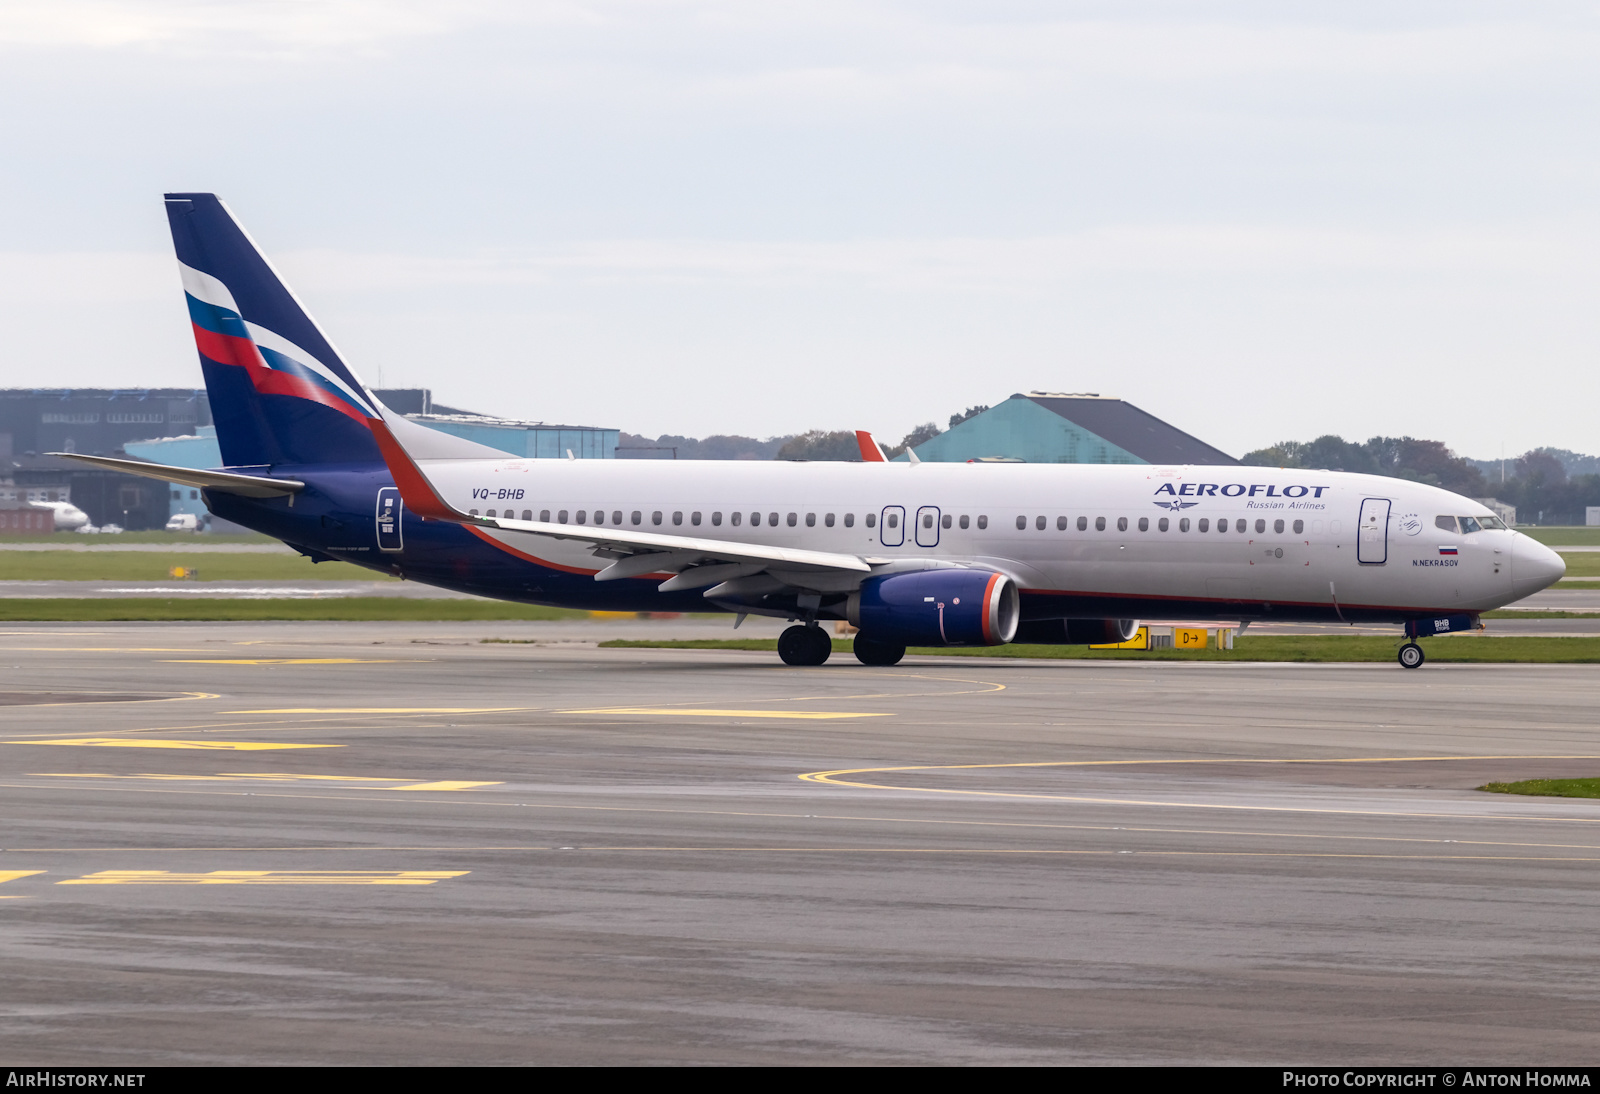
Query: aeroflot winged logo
178,261,378,424
1153,482,1331,508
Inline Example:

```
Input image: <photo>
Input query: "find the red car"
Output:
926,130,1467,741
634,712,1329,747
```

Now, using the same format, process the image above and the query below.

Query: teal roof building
903,392,1237,466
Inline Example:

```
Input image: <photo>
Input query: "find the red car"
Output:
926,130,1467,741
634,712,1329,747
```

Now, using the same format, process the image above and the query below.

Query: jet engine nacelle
1013,618,1141,645
847,569,1019,646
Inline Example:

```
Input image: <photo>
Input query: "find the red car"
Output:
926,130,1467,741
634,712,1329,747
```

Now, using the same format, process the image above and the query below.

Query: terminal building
1,387,617,531
902,392,1238,465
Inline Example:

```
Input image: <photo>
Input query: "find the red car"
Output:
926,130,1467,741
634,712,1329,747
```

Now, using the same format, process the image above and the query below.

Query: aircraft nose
1510,535,1565,599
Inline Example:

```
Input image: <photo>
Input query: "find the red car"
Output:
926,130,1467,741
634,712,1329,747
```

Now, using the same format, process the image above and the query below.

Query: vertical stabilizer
165,193,383,467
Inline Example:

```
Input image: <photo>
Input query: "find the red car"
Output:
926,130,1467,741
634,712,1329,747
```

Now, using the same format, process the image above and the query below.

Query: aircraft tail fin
164,193,388,467
165,193,506,468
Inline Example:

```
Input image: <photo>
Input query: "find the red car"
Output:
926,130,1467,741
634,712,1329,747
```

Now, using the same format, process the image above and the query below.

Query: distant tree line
1242,436,1600,525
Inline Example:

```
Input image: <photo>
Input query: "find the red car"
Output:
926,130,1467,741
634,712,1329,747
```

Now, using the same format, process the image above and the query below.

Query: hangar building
903,392,1238,466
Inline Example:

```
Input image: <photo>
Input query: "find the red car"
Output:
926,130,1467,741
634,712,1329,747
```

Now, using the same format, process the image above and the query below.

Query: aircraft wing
45,453,304,498
365,414,872,588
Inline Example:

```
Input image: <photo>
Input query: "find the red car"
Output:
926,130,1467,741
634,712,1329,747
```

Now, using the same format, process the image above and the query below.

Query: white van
165,513,202,533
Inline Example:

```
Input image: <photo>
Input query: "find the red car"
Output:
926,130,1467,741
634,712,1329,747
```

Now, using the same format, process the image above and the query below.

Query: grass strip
0,598,586,622
1521,528,1600,547
1479,778,1600,799
1481,610,1600,618
0,532,274,545
1557,552,1600,577
598,635,1600,663
0,551,390,582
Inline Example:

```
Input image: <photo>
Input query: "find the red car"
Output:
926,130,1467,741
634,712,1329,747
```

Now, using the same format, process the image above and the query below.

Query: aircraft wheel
1398,642,1425,670
853,635,906,666
778,624,830,666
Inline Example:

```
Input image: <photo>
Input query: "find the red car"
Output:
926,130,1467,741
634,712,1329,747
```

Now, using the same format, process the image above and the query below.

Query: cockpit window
1459,516,1482,534
1478,515,1507,530
1435,515,1458,533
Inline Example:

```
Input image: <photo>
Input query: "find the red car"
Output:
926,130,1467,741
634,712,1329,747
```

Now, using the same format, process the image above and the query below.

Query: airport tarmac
2,621,1600,1065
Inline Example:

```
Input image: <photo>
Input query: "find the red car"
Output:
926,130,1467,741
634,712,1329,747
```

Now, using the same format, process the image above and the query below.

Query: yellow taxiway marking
2,648,214,652
158,658,416,665
562,707,892,720
58,870,467,885
222,707,533,714
798,755,1600,818
18,738,339,751
31,773,501,791
0,871,44,884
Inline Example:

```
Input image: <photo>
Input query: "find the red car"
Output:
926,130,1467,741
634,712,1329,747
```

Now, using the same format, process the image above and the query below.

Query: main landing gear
852,635,906,667
777,624,833,666
1398,642,1426,670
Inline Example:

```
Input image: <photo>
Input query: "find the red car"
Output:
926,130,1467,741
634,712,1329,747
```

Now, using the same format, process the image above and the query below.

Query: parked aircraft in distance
56,194,1566,669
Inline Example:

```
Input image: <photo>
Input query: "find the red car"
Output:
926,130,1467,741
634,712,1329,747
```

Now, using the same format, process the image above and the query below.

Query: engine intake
847,569,1019,646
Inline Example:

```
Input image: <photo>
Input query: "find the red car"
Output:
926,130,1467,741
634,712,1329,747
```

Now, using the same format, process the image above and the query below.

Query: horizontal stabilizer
45,453,303,498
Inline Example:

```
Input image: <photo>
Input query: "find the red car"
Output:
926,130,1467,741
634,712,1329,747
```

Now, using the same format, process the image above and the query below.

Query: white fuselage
415,459,1564,619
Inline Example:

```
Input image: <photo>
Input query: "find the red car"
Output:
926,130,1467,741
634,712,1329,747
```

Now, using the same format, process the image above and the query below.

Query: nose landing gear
777,624,833,666
1398,642,1425,669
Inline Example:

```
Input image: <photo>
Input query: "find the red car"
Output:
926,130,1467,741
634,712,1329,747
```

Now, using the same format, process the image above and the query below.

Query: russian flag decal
1439,546,1458,556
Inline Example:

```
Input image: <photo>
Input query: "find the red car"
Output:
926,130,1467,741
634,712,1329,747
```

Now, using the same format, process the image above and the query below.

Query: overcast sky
2,1,1598,459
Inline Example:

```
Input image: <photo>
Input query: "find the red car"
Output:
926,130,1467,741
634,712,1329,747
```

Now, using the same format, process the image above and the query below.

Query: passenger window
750,512,761,526
1158,517,1169,532
866,513,877,528
977,515,987,529
469,508,480,517
1035,515,1046,530
1273,519,1283,534
1179,518,1190,532
1117,517,1128,532
887,512,898,529
1198,518,1209,532
1235,519,1246,533
540,510,550,522
691,512,702,526
1293,519,1303,534
787,513,797,527
672,511,683,526
924,514,935,529
825,513,835,527
731,512,742,526
1138,517,1148,532
486,509,496,518
941,514,952,529
651,511,662,525
612,510,623,525
844,513,854,528
1255,519,1265,533
1057,516,1067,531
1077,516,1087,531
806,513,816,527
959,515,970,529
769,512,779,526
1095,516,1106,531
576,510,587,524
558,510,569,523
1016,516,1027,530
711,512,722,526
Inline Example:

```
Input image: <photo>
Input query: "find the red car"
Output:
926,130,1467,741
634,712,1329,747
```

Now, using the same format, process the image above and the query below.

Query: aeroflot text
1284,1077,1591,1089
1155,484,1330,498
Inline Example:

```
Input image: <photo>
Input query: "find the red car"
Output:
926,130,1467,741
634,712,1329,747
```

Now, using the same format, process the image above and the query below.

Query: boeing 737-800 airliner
56,194,1566,669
